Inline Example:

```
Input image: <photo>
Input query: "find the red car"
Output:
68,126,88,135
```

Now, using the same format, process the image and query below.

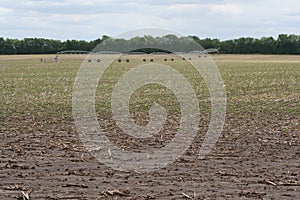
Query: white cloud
0,0,299,40
210,4,243,15
0,6,13,15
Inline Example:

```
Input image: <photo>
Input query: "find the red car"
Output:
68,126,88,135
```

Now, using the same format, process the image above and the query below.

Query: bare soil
0,54,299,199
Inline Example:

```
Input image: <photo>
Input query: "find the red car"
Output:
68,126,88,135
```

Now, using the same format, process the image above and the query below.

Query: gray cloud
0,0,299,40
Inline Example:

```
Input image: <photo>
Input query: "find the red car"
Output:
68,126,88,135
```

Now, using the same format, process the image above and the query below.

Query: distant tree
260,37,276,54
277,34,300,54
0,34,300,54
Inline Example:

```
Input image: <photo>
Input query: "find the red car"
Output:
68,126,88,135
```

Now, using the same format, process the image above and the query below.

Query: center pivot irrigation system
56,48,220,55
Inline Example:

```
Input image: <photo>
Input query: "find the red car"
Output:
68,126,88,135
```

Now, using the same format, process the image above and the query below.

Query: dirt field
0,54,299,199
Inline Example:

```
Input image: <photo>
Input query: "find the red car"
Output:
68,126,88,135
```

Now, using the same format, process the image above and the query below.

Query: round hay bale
150,59,154,62
171,58,174,61
164,58,167,61
182,57,186,60
97,59,101,62
118,59,122,62
143,58,146,62
88,59,92,62
126,59,130,62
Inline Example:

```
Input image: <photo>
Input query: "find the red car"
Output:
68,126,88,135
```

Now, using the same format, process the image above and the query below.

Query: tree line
192,34,300,54
0,36,109,54
0,34,300,54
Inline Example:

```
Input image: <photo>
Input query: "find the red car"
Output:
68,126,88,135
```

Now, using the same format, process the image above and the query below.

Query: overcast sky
0,0,299,40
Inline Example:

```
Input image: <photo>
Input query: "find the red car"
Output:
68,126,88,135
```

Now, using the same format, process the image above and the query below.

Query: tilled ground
1,112,299,199
0,55,299,199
